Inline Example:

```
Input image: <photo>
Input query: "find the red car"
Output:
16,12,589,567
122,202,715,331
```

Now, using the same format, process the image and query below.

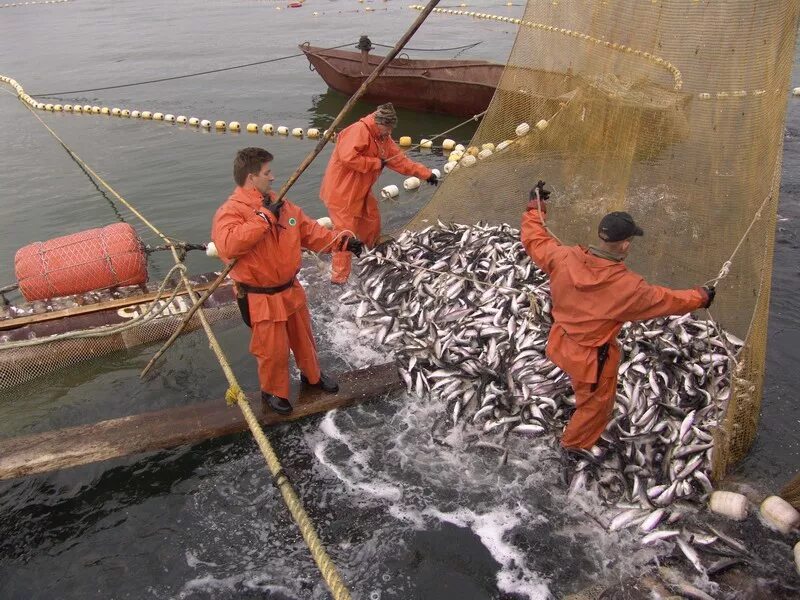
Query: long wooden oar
141,0,443,378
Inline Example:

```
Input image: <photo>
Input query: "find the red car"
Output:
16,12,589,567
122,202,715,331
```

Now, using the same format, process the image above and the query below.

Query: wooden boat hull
301,44,502,116
0,272,238,390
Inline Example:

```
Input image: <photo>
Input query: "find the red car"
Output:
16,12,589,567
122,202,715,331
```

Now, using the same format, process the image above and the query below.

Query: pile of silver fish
340,222,753,575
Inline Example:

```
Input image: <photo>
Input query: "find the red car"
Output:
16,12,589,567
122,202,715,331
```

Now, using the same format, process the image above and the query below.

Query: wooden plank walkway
0,362,400,480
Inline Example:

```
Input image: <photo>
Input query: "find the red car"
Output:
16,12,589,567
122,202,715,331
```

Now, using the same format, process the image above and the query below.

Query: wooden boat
300,42,503,116
300,40,692,137
0,272,238,390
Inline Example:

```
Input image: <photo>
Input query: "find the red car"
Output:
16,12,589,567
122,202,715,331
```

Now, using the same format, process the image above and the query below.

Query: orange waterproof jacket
211,186,342,322
319,114,432,211
521,207,708,383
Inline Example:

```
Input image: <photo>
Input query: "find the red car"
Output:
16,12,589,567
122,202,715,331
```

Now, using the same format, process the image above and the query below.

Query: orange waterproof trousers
561,371,618,450
329,196,381,284
249,305,321,399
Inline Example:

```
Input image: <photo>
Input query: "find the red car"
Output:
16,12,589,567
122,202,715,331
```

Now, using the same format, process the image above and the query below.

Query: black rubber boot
558,447,582,487
261,391,292,416
300,372,339,394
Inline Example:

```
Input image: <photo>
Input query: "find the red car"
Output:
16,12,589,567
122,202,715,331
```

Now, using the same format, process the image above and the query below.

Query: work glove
531,180,551,201
345,236,364,257
526,180,551,211
426,173,439,186
701,285,716,308
263,199,284,221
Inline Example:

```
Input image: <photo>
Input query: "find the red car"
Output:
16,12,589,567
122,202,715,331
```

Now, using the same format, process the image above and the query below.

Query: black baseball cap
598,211,644,242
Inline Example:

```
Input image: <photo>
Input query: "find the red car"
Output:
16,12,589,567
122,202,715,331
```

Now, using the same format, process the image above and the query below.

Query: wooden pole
0,363,400,480
139,0,442,375
271,0,443,203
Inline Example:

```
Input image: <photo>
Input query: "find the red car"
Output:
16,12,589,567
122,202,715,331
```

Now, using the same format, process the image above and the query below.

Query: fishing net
406,1,800,480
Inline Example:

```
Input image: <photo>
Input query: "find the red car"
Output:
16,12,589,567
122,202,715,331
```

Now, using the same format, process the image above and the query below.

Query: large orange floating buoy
15,223,148,301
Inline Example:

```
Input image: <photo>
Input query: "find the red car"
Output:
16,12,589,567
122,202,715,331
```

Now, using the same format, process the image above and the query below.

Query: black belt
238,278,296,295
591,342,611,392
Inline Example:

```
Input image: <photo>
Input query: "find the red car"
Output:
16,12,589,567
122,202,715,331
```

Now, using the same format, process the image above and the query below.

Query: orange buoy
15,223,148,301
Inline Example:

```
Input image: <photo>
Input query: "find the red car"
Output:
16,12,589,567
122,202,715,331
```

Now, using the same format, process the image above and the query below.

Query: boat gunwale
301,44,501,71
0,275,233,332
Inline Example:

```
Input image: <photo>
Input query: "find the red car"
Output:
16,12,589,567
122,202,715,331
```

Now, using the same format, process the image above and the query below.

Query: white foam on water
426,506,552,599
318,409,369,468
185,549,218,568
177,573,298,598
177,573,240,596
304,382,690,596
312,437,403,504
387,503,427,530
326,314,389,368
182,277,741,598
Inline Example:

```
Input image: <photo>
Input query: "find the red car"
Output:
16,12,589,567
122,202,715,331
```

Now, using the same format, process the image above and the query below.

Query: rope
31,43,355,98
18,99,352,600
1,263,187,349
534,190,562,245
371,41,482,52
698,190,775,369
23,106,173,244
704,192,773,287
144,242,207,254
408,5,684,90
2,92,129,229
383,110,486,165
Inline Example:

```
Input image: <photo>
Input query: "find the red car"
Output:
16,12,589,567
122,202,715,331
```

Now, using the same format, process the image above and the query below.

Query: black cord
32,41,482,98
371,41,482,52
144,243,206,254
32,42,355,98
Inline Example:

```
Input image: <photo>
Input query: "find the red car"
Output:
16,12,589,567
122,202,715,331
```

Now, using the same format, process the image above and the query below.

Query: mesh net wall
0,302,239,392
406,1,800,479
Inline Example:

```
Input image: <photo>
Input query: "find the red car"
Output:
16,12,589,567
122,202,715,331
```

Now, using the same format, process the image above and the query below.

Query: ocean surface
1,1,799,598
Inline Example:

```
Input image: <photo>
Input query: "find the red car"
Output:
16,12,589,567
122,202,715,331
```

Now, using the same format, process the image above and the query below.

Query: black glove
263,199,284,221
345,237,364,257
702,285,716,308
426,173,439,186
530,180,551,202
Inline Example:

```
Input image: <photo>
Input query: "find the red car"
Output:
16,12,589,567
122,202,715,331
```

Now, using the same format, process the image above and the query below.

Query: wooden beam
0,363,400,480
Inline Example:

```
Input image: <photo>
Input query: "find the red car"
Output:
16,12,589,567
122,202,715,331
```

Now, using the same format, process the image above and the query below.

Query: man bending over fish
521,181,714,450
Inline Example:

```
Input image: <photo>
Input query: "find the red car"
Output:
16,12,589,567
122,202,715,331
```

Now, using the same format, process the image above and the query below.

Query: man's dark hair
233,147,274,186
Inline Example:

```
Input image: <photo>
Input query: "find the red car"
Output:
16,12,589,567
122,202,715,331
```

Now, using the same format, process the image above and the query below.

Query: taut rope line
16,99,353,600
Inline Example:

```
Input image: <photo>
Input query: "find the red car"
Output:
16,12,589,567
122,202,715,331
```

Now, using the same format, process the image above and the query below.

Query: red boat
300,41,504,117
300,40,692,140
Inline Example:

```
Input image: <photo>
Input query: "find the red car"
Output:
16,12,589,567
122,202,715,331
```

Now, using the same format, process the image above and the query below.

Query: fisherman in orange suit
320,103,436,284
211,147,364,415
521,181,714,450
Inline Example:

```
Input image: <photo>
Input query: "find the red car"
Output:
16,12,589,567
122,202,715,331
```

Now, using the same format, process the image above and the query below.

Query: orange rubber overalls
211,186,345,399
319,113,432,283
521,206,708,449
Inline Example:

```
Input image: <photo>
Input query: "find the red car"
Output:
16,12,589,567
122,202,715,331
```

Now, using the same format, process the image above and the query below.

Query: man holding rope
212,147,364,415
521,181,715,451
320,103,436,284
